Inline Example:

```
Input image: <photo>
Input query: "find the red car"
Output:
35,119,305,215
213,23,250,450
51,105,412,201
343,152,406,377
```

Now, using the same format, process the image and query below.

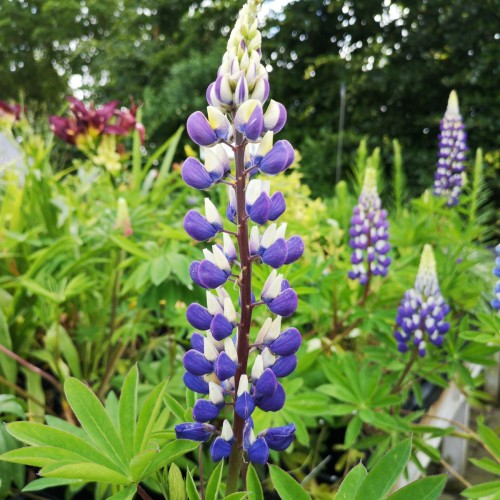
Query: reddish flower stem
226,130,251,495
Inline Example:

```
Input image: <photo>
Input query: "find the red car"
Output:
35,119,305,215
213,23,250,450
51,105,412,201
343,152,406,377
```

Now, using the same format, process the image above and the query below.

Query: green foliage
0,366,198,493
336,439,446,500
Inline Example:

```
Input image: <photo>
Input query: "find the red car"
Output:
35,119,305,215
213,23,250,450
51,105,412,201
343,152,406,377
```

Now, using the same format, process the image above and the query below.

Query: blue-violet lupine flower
433,90,468,207
491,244,500,310
348,167,391,285
175,0,299,469
394,244,450,356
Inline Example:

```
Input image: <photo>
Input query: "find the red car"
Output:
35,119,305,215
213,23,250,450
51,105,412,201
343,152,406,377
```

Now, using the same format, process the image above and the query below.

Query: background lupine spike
394,244,450,356
432,90,468,207
348,167,391,285
175,0,300,475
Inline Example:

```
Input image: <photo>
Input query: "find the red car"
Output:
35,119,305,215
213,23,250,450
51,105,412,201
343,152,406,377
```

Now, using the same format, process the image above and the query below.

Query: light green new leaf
139,440,199,479
119,365,138,461
40,461,130,484
0,308,16,383
246,463,264,500
150,255,171,285
107,485,137,500
135,380,167,454
5,422,121,472
186,468,201,500
336,463,367,500
64,378,127,470
130,449,158,481
354,439,411,500
164,392,187,422
0,445,91,468
205,460,224,500
387,475,447,500
22,477,83,492
268,464,311,500
169,463,186,500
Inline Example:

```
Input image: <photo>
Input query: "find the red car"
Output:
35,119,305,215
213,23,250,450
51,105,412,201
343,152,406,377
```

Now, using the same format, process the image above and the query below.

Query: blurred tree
263,0,500,197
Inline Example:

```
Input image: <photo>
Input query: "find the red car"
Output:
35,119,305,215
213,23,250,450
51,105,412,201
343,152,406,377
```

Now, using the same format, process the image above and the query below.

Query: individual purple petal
257,383,285,411
210,313,234,341
210,436,233,462
259,140,295,175
193,399,221,423
254,368,278,397
184,210,218,241
190,332,205,352
213,352,237,381
269,192,286,221
247,437,269,465
183,373,209,394
182,158,213,190
260,424,296,451
284,236,304,265
269,328,302,356
260,238,288,269
186,303,213,331
247,192,270,225
271,354,297,378
190,261,207,289
235,392,256,420
175,422,214,442
198,260,230,289
183,350,213,376
186,111,218,146
268,288,298,317
244,105,264,141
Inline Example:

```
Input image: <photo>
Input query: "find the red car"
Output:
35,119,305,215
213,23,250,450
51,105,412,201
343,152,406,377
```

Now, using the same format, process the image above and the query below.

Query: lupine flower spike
348,167,391,285
394,245,450,356
433,90,468,207
175,0,304,482
491,244,500,310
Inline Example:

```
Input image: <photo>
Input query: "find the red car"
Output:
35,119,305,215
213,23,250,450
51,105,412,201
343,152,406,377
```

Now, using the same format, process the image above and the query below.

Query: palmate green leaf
224,493,248,499
110,235,151,260
130,449,157,481
387,475,447,500
354,439,411,500
139,440,199,480
477,421,500,459
119,365,138,462
22,477,83,492
40,461,130,484
317,383,358,404
268,464,311,500
150,255,172,285
336,462,367,500
246,463,264,500
135,380,167,454
64,378,128,471
4,422,121,472
206,460,224,500
285,393,335,416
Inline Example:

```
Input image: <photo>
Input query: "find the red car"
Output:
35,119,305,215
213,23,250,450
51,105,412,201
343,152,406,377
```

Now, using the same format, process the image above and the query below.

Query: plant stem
97,341,127,400
137,484,153,500
226,130,251,495
391,346,418,394
0,374,57,416
199,445,206,500
0,344,63,393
